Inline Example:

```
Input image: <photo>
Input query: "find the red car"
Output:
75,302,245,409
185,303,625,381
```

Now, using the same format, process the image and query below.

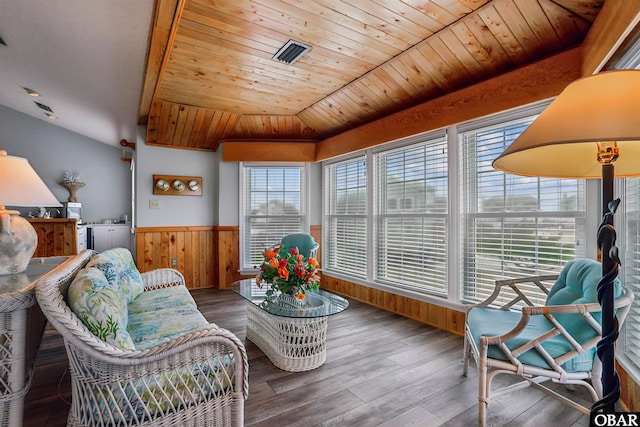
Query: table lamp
0,150,61,275
492,70,640,414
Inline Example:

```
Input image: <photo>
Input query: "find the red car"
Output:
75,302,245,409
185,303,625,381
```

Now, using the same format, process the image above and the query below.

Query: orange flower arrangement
256,245,320,300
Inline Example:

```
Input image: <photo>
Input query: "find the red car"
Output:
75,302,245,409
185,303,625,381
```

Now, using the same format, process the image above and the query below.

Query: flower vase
60,181,85,202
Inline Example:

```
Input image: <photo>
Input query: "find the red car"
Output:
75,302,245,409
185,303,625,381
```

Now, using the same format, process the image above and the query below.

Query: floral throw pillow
86,248,144,303
68,267,135,350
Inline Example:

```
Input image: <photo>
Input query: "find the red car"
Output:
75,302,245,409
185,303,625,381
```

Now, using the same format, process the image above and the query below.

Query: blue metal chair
279,233,319,260
462,259,634,426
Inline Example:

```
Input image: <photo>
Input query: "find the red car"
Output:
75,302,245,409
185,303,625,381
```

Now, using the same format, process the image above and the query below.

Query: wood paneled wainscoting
215,226,254,288
135,226,251,289
135,226,214,289
321,275,466,336
619,362,640,412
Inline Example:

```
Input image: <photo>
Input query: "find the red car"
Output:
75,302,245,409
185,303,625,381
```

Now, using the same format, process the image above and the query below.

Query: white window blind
324,157,368,278
622,177,640,371
374,136,448,294
614,32,640,380
462,117,587,303
242,166,305,269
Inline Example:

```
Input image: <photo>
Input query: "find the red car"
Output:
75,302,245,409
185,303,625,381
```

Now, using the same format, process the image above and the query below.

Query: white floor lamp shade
0,150,61,275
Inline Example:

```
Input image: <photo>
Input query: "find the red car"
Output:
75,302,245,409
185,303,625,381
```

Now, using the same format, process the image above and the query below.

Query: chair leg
463,330,470,376
591,357,603,400
478,345,489,427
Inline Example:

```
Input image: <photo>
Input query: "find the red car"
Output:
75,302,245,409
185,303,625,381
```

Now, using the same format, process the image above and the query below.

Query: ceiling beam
137,0,183,125
223,141,317,162
581,0,640,75
315,47,582,162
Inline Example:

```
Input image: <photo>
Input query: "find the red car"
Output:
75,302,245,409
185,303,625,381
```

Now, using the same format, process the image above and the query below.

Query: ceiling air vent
272,40,311,65
34,101,53,113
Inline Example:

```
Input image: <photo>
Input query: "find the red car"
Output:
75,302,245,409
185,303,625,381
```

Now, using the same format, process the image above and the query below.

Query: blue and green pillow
68,267,135,350
86,248,144,303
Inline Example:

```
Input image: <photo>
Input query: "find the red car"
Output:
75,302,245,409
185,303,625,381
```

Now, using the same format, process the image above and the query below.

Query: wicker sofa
35,248,248,427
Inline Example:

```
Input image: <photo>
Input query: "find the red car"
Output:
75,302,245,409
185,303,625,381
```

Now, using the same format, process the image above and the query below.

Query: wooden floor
23,288,593,426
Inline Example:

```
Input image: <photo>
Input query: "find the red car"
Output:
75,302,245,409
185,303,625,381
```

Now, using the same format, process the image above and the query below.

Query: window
614,28,640,382
324,157,368,278
241,165,307,270
621,178,640,372
374,136,448,294
461,117,587,303
321,105,589,304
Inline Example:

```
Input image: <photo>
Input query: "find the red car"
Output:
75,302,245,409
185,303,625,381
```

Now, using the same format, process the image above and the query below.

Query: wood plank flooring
23,289,592,426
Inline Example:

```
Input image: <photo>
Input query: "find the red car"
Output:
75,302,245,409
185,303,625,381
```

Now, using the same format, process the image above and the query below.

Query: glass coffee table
231,279,348,372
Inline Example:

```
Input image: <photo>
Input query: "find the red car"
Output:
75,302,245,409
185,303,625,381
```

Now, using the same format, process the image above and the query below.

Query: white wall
309,162,322,225
0,105,130,222
134,129,219,227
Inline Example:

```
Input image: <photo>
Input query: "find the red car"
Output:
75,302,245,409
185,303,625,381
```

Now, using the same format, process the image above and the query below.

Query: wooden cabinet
28,219,79,257
90,224,131,253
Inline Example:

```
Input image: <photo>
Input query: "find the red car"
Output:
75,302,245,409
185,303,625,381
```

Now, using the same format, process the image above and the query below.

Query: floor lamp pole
593,162,620,414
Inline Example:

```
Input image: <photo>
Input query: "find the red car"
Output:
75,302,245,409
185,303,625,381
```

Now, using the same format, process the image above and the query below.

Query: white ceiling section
0,0,154,147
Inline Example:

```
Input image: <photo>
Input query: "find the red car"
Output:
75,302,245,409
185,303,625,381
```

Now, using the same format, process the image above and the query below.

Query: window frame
372,132,449,296
459,112,588,304
323,154,369,279
238,162,310,274
323,130,462,307
618,178,640,378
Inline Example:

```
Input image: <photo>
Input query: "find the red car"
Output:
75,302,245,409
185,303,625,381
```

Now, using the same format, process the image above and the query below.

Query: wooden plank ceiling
138,0,604,152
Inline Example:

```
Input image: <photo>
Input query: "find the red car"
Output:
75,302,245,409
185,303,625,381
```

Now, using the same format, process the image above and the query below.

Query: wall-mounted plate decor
153,175,202,196
173,180,185,191
155,179,170,191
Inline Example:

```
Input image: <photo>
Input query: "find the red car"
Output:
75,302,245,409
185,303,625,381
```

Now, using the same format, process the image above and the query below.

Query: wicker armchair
462,259,634,426
35,250,248,427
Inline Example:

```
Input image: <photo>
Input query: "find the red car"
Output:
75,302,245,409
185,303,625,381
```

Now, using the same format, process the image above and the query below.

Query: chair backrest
545,258,624,340
280,233,318,259
546,258,622,306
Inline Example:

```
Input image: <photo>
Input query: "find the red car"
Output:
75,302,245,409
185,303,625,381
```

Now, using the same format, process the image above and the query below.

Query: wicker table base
246,302,328,372
0,256,69,427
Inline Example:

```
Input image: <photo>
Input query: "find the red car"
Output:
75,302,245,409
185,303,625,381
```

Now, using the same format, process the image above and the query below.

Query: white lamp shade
492,70,640,178
0,150,61,207
1,150,61,274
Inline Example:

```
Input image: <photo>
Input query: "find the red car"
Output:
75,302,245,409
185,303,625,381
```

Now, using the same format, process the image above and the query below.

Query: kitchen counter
27,218,79,224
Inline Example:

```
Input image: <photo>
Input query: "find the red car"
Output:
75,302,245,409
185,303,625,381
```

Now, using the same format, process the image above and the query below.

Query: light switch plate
149,199,160,209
